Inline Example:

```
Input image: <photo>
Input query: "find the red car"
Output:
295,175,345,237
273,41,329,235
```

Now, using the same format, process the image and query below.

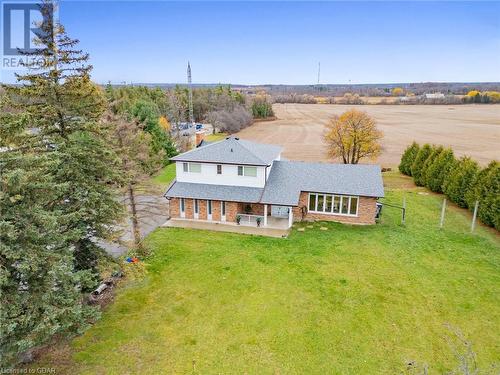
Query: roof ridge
172,137,226,158
234,138,268,165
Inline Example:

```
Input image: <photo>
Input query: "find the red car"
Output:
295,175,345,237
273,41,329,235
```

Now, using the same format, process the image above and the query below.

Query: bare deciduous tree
106,112,164,252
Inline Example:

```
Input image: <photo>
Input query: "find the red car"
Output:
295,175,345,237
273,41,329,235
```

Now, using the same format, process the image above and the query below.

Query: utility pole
187,61,194,125
317,62,321,85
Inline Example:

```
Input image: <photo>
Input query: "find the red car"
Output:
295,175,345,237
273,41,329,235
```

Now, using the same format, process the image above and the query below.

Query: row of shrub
399,142,499,230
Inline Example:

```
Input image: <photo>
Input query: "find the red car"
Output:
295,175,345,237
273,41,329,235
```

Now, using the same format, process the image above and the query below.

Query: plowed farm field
236,103,500,166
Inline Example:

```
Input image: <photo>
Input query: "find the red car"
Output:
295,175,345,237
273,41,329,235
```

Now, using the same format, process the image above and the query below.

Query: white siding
176,162,267,188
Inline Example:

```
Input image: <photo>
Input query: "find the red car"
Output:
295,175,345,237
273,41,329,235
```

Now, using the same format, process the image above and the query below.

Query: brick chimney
195,130,205,146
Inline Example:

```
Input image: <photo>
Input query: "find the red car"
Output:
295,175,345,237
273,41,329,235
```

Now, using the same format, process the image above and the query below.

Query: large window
308,193,359,216
183,162,201,173
237,165,257,177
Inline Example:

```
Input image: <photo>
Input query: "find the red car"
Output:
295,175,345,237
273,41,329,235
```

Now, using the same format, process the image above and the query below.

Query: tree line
399,143,499,230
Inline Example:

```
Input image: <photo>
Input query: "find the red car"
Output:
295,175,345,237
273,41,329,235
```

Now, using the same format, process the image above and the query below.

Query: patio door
180,198,185,218
194,199,199,219
207,200,212,220
221,201,226,222
271,205,289,218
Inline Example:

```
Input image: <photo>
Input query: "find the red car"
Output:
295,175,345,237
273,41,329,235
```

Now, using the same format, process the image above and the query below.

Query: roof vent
235,137,239,140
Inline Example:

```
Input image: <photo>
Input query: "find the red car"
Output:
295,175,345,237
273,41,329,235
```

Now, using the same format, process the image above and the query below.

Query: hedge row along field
399,142,499,230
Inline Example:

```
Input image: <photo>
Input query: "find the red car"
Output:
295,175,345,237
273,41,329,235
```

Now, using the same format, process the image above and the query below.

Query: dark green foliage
399,142,420,176
425,148,455,193
0,153,99,363
466,161,500,230
420,146,443,187
0,4,120,362
443,156,479,208
411,144,433,186
107,92,177,163
401,140,498,231
251,96,274,118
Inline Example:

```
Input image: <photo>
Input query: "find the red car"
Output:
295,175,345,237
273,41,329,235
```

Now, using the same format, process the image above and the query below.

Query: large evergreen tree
466,161,500,230
411,144,433,186
425,148,455,193
399,142,420,176
0,153,99,363
1,1,121,361
443,156,479,208
420,146,443,188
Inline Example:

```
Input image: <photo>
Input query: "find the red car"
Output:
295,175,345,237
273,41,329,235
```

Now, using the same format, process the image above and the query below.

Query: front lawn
32,174,499,374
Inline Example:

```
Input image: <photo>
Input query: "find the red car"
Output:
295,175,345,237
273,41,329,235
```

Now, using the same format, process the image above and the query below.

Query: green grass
32,173,499,374
205,132,228,142
152,163,176,188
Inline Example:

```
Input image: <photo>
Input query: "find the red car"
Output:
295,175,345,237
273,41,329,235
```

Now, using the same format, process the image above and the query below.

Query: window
325,195,332,212
237,165,257,177
221,201,226,215
194,199,199,214
349,197,358,215
180,198,185,213
207,200,212,215
317,194,325,212
308,193,359,216
333,196,341,213
341,196,349,214
189,163,201,173
183,162,201,173
217,164,222,175
309,194,316,211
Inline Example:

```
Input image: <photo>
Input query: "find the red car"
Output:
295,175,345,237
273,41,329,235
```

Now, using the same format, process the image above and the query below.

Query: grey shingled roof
165,181,263,203
260,161,385,206
171,137,282,166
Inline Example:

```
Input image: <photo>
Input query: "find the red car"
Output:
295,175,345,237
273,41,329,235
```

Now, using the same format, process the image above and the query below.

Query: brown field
236,103,500,167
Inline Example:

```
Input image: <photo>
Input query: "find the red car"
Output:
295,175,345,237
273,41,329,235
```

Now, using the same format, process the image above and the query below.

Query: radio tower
187,62,194,125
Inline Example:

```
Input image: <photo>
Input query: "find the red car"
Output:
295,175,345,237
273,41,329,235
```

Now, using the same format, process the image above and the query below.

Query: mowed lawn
38,174,499,374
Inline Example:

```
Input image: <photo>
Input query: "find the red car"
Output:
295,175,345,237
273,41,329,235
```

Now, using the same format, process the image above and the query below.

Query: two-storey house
165,137,384,229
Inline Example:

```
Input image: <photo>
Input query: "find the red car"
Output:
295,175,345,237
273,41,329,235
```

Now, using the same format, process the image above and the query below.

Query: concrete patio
162,218,290,238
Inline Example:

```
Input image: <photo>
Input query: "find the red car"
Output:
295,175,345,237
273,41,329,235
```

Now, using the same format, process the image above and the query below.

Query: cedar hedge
400,143,499,230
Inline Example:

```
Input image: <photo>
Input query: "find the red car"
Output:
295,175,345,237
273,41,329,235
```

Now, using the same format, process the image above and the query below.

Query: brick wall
168,198,241,223
236,202,264,216
292,192,377,225
169,194,377,225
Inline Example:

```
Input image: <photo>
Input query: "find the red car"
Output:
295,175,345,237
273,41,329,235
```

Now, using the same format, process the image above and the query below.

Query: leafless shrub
273,93,317,104
205,105,253,134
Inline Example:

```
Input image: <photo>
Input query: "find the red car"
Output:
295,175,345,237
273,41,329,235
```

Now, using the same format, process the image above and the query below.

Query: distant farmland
236,103,500,167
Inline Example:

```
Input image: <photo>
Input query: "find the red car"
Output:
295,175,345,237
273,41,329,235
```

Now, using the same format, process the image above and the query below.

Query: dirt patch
236,103,500,167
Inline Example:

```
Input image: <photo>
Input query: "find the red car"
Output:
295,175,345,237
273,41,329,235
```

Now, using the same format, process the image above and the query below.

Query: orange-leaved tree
323,109,383,164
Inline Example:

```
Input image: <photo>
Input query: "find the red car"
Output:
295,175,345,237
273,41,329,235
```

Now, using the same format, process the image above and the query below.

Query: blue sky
3,1,500,84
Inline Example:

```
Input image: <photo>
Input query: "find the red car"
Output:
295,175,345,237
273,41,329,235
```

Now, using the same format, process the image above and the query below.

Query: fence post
439,198,446,228
402,196,406,225
471,200,479,233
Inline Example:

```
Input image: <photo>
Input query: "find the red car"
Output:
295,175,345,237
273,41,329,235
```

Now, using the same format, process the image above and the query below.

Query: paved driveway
100,194,170,257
